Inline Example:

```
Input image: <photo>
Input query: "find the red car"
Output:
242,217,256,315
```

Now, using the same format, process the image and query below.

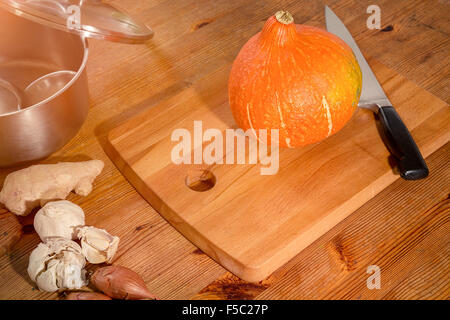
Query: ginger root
0,160,104,216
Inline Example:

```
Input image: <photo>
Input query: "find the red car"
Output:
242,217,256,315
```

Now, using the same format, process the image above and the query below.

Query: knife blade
325,5,428,180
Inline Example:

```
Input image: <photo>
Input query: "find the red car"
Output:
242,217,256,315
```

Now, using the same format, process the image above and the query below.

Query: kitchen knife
325,6,429,180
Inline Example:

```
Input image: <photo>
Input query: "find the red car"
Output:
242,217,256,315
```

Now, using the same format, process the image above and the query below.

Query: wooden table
0,0,448,300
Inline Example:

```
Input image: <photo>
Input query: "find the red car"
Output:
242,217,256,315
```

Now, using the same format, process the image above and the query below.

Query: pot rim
0,35,89,118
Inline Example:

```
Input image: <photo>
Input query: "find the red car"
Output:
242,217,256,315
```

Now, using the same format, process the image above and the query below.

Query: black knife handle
376,106,429,180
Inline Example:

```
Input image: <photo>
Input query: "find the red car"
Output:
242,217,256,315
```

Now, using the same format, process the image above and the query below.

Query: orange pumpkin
229,11,362,148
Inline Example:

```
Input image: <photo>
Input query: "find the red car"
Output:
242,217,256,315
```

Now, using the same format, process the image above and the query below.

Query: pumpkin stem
275,11,294,25
260,11,297,47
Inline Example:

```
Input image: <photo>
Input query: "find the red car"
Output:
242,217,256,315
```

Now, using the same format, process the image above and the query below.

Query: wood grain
0,0,449,299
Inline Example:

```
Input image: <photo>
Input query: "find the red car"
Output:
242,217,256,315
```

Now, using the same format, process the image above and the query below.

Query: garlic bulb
34,200,85,241
27,237,87,292
77,226,120,264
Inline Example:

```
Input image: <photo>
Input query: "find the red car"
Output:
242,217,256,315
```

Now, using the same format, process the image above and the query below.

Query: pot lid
0,0,153,43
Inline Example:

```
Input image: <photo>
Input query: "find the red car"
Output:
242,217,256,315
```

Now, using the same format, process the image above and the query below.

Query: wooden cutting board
105,59,449,282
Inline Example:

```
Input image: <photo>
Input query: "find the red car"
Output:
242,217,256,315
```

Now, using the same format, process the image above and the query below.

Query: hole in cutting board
185,169,216,192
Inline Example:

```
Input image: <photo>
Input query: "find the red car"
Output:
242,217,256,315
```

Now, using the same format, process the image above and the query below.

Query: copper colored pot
0,9,88,166
0,0,153,167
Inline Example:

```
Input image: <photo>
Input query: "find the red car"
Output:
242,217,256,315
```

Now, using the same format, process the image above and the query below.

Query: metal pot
0,9,89,166
0,0,153,167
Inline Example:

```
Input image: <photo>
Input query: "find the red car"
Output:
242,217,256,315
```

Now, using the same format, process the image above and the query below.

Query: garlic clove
34,200,85,241
81,245,108,264
56,263,87,290
56,250,87,289
27,242,52,282
36,260,59,293
77,226,119,264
